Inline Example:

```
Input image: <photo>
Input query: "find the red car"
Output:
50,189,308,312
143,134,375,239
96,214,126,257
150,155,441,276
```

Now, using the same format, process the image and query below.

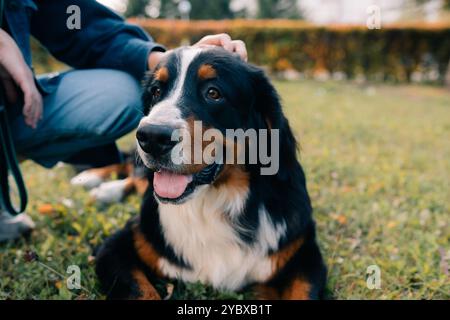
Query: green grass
0,80,449,300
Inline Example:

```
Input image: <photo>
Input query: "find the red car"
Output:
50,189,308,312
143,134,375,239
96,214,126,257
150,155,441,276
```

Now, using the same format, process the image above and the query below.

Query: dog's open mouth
153,163,223,204
154,170,193,200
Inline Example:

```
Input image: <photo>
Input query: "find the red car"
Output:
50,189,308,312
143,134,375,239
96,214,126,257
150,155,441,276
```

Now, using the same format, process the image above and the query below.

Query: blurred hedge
33,19,450,84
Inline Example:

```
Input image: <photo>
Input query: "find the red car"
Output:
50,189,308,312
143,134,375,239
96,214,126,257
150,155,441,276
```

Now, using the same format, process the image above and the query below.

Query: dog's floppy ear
249,68,283,129
248,66,312,219
249,67,299,180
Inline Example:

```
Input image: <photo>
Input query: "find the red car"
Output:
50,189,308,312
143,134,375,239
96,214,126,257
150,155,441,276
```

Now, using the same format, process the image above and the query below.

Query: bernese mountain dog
95,46,327,300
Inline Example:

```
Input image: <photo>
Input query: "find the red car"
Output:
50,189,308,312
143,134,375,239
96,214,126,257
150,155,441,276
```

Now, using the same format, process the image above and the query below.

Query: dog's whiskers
134,150,143,166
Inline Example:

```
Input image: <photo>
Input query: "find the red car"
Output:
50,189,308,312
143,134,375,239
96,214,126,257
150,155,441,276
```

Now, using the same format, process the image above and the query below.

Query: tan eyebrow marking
198,64,217,80
154,67,169,82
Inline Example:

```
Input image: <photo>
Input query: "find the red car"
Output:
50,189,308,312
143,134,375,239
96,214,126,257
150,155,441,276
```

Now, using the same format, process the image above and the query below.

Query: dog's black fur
96,47,327,300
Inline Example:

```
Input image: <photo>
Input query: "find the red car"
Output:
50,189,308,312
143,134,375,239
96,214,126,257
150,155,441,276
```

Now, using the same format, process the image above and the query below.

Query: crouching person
0,0,246,241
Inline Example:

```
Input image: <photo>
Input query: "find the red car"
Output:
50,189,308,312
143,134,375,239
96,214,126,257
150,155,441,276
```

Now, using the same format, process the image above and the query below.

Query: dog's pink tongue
153,170,192,199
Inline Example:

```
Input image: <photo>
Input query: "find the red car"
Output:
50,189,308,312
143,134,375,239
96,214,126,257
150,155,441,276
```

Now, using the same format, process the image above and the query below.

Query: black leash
0,0,29,215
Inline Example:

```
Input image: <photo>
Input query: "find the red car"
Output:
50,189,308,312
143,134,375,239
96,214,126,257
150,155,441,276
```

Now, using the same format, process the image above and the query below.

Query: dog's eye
206,87,222,101
151,86,161,99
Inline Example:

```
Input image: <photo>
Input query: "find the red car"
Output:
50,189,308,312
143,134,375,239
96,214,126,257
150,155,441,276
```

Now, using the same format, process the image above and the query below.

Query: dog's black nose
136,124,178,156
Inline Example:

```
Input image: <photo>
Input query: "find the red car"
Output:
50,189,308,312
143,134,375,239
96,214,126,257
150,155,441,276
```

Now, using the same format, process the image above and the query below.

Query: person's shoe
0,211,35,242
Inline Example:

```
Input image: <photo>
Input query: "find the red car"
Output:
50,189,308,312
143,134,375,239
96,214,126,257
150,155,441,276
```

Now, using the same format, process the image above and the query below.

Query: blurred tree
158,0,233,19
124,0,149,18
159,0,179,18
444,0,450,9
190,0,233,19
125,0,304,20
229,0,251,18
398,0,447,21
257,0,302,19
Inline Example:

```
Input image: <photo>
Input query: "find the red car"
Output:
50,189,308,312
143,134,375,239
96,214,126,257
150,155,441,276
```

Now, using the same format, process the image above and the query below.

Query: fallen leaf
387,221,397,229
341,185,353,193
38,204,55,215
55,281,63,289
331,213,347,225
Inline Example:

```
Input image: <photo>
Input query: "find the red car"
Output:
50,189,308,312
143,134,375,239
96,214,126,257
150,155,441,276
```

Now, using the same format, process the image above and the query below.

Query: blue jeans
8,69,143,168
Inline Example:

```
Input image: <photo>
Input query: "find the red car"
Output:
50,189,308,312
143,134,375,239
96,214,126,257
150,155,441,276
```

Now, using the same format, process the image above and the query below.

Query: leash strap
0,0,29,215
0,99,28,215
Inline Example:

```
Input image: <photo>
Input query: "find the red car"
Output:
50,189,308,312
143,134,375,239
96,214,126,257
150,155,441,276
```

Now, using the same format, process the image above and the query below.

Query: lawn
0,80,449,300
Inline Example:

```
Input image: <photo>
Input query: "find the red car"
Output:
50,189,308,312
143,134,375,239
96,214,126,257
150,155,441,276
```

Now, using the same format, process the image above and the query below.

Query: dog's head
137,46,297,204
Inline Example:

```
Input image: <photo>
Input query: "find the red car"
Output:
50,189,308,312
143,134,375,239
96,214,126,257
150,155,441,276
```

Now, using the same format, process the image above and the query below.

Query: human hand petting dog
0,29,43,129
148,33,247,70
194,33,248,61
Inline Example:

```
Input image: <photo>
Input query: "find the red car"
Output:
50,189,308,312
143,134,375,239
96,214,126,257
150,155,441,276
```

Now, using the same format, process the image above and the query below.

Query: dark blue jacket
3,0,164,93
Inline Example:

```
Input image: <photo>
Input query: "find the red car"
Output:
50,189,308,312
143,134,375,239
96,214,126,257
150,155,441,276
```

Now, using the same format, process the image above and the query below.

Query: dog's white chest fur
156,185,286,291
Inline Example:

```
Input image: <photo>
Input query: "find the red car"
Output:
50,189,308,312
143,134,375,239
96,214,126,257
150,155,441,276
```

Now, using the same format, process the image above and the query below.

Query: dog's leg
96,219,161,300
254,233,327,300
90,177,135,204
252,284,281,300
280,276,316,300
130,269,161,300
71,164,132,189
253,277,315,300
90,176,149,204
